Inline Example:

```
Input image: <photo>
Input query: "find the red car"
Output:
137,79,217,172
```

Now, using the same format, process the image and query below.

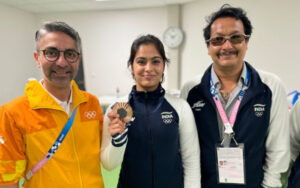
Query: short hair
35,21,82,53
203,4,253,45
127,34,169,68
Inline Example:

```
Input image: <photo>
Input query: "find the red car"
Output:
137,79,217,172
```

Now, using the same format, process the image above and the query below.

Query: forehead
38,31,77,50
135,44,161,58
210,17,245,36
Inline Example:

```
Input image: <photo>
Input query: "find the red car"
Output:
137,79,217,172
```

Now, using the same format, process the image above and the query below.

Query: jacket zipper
145,92,155,188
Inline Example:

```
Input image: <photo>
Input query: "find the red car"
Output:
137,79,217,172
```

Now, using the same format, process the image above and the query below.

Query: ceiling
0,0,198,13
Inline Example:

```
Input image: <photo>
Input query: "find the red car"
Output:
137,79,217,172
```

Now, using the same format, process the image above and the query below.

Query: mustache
217,50,238,57
51,67,73,72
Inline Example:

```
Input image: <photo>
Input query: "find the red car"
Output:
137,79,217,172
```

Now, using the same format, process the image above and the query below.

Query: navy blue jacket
185,63,272,187
288,156,300,188
118,86,183,188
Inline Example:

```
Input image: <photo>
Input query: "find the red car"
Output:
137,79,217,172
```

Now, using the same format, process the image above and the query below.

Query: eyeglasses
38,47,80,63
206,34,250,46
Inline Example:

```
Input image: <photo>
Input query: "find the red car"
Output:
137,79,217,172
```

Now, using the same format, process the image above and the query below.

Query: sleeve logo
84,111,97,119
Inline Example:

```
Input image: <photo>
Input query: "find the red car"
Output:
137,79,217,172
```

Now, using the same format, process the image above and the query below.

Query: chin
217,60,239,67
51,79,72,88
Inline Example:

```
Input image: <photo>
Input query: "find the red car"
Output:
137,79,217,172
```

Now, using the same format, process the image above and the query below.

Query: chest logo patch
161,112,173,124
85,111,97,119
253,104,266,117
192,100,205,111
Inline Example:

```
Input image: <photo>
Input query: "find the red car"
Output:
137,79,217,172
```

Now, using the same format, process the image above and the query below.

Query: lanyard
25,107,78,180
210,68,250,134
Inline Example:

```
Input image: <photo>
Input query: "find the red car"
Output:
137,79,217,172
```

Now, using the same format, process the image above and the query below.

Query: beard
43,65,78,88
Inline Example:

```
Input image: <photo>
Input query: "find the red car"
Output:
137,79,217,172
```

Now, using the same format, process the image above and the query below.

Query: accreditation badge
216,144,245,184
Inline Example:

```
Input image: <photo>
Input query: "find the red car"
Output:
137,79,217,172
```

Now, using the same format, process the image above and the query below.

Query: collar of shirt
39,80,73,115
211,62,247,107
211,62,247,91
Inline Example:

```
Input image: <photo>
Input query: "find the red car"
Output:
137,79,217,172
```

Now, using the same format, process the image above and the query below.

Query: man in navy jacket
181,5,289,188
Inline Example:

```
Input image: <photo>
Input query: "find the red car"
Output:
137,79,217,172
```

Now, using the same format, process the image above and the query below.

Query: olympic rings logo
85,111,97,119
163,119,173,124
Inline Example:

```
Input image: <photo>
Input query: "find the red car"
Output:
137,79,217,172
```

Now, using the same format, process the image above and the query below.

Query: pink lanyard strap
213,97,241,126
210,67,250,131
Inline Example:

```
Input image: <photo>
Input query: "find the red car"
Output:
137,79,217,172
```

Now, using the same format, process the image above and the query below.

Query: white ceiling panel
0,0,198,13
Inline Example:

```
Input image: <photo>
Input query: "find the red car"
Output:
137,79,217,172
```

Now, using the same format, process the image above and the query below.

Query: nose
56,52,68,67
221,39,233,49
145,61,153,71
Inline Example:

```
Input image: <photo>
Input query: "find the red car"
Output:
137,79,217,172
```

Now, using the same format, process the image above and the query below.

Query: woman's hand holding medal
107,102,132,136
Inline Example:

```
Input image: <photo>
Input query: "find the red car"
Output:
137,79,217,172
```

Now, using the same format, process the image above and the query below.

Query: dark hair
203,4,253,45
35,21,82,53
127,34,169,68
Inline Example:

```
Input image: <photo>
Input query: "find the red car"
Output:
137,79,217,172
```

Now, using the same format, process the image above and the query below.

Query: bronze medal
112,102,133,123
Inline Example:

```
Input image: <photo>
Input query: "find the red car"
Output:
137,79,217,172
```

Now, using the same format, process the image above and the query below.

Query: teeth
221,51,236,56
53,69,71,74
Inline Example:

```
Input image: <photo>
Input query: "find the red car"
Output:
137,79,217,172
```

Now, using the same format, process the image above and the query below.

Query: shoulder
165,94,192,115
1,95,29,113
81,91,99,101
256,69,286,93
180,74,203,99
80,91,102,107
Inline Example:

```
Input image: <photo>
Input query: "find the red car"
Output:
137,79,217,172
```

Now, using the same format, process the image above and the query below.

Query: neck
213,63,243,93
42,80,71,102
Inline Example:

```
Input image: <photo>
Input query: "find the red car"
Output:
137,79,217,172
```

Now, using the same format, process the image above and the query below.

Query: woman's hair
127,34,169,67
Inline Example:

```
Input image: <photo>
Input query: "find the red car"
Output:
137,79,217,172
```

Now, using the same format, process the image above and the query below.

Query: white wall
181,0,300,93
36,7,167,97
1,0,300,105
0,4,40,105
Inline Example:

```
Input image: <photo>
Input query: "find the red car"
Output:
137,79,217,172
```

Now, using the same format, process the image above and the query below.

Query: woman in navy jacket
101,34,200,188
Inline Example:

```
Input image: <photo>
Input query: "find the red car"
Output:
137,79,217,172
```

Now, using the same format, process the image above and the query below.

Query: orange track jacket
0,80,104,188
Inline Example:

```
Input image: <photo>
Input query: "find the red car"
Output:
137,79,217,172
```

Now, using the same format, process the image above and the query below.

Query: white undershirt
39,80,73,115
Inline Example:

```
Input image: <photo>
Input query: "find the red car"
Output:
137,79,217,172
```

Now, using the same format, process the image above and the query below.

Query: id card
216,144,245,184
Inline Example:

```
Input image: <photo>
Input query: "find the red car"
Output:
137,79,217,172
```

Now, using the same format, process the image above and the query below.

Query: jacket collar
197,61,265,109
129,85,165,101
25,80,87,111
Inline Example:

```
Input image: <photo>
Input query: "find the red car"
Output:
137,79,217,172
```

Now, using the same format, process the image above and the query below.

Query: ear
245,38,250,50
33,51,41,68
207,44,212,56
130,65,136,80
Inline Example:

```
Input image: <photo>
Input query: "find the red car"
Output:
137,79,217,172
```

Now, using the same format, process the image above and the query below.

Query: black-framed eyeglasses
206,34,250,46
38,47,80,63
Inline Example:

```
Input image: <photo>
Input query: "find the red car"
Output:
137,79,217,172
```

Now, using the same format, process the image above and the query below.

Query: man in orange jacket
0,21,105,188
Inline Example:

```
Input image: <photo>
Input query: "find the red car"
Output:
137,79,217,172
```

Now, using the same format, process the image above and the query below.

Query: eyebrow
43,46,77,51
211,31,243,37
135,56,162,60
152,56,163,60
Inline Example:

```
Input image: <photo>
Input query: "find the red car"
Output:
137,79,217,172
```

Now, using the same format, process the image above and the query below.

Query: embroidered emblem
0,136,4,144
85,111,96,119
192,100,205,111
161,112,173,124
253,104,266,117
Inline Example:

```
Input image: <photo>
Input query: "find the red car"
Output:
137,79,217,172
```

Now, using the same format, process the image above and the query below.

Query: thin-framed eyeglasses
206,34,250,46
38,47,80,63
